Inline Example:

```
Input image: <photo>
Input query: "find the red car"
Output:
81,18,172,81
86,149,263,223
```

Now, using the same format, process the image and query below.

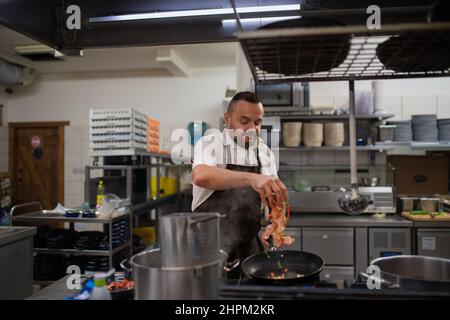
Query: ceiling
0,0,435,50
0,25,238,74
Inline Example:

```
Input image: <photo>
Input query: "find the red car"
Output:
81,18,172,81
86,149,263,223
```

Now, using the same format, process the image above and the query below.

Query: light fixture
222,15,301,25
14,44,83,61
89,4,301,23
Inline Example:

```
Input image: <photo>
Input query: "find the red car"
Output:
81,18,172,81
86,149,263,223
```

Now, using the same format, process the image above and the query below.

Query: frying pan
241,237,324,285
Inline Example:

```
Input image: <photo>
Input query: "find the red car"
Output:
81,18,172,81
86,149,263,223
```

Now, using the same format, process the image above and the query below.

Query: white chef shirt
191,129,278,211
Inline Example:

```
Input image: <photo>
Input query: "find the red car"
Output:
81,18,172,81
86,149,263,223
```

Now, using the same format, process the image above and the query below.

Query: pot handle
189,213,225,225
359,272,400,289
120,259,132,273
224,259,240,272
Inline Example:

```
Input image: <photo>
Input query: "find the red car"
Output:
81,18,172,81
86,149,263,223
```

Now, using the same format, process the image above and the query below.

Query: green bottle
96,180,105,209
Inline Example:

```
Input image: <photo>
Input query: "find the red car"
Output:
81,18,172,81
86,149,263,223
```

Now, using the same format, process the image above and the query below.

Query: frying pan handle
359,272,400,289
224,259,240,272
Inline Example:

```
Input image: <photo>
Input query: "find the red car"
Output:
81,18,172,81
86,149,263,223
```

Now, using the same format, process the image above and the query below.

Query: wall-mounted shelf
278,145,395,152
376,141,450,151
279,113,394,121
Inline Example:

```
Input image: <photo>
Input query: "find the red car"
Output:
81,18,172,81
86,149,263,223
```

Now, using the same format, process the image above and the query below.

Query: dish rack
89,108,148,156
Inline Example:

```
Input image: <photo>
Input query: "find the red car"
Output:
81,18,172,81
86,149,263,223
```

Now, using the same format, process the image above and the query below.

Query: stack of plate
438,119,450,141
411,115,438,142
386,120,412,142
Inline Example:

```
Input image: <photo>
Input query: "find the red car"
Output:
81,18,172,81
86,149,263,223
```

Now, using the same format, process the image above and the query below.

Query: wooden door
9,122,68,209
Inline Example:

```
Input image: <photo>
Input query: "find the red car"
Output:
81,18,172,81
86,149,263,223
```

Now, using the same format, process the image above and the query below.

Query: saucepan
240,236,324,285
360,255,450,292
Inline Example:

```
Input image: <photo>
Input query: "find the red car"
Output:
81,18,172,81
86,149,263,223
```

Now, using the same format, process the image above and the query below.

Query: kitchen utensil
303,123,323,147
158,212,222,268
324,122,344,147
420,197,441,212
379,125,396,142
240,249,324,285
360,177,380,187
360,255,450,291
122,249,237,300
293,180,311,192
338,81,370,215
188,121,208,145
256,17,350,76
310,105,336,115
282,122,302,147
400,197,419,212
372,80,384,113
355,91,374,115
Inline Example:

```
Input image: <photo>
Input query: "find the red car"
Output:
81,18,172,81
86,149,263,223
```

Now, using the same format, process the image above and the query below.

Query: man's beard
229,128,258,150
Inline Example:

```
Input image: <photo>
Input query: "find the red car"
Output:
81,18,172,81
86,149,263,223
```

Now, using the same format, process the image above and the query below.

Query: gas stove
219,276,450,300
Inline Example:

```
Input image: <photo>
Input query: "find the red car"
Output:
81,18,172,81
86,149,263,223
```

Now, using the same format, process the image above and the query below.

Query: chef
191,91,288,267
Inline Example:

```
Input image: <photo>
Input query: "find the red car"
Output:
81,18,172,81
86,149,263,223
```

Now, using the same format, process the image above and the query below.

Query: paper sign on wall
31,136,41,148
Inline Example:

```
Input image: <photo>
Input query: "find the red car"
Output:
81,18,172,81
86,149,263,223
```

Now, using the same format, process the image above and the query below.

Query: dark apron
193,144,263,275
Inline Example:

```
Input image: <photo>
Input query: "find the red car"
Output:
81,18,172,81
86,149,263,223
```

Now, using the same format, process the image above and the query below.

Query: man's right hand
249,174,288,208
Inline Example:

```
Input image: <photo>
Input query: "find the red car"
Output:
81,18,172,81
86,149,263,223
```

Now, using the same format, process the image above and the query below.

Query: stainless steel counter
0,226,37,299
0,226,36,247
264,213,413,228
27,275,77,300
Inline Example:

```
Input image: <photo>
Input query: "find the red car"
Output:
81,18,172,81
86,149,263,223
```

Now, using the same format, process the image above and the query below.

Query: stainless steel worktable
28,275,79,300
266,213,413,228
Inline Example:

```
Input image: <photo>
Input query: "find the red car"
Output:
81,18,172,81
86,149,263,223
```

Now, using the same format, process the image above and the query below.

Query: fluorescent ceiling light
89,4,301,23
222,16,301,24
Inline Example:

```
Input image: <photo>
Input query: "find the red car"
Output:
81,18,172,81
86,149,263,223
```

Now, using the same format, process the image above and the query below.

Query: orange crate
147,144,160,153
147,117,160,131
148,129,160,138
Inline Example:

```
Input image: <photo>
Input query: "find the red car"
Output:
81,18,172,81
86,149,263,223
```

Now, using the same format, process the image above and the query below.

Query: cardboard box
388,155,449,195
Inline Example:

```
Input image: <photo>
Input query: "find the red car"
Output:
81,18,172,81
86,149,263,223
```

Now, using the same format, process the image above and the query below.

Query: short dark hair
227,91,261,114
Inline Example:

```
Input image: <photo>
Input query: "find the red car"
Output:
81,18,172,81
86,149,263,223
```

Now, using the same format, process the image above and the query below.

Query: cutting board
401,211,450,221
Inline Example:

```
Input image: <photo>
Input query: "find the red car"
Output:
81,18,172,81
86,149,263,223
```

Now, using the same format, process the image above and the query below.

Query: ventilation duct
0,58,35,86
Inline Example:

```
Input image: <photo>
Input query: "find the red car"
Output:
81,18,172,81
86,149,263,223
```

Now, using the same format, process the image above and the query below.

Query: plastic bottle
89,271,112,300
96,180,106,209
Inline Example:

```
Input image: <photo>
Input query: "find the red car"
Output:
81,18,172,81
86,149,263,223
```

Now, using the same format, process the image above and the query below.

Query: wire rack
237,22,450,83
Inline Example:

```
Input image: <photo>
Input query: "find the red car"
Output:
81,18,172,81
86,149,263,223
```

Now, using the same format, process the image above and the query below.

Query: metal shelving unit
375,141,450,151
279,113,395,121
11,202,133,280
33,243,131,257
237,22,450,84
85,153,191,223
238,20,450,192
278,145,395,152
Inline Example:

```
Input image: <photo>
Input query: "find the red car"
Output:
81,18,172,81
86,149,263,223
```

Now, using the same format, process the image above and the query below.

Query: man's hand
249,175,288,208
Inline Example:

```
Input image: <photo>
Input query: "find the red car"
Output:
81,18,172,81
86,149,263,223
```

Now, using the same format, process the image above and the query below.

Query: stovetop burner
219,276,450,300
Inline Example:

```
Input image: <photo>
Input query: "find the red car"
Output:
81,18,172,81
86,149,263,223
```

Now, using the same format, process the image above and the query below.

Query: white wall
6,67,236,207
309,78,450,120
